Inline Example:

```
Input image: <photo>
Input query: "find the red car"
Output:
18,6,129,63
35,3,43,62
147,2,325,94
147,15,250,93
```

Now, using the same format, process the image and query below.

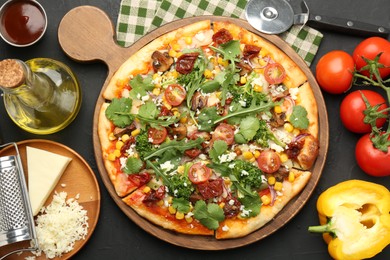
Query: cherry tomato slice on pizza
264,63,286,85
164,84,186,106
257,150,281,173
185,148,202,158
212,123,235,145
188,162,212,184
148,127,168,144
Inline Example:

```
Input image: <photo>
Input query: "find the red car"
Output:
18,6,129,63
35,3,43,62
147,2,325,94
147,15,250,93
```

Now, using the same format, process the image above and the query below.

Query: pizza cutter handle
307,13,389,37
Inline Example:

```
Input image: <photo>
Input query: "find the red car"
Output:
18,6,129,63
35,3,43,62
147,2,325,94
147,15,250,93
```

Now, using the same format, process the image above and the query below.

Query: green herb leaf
238,193,261,218
209,140,228,162
105,98,134,127
193,200,225,230
197,107,221,131
236,116,260,142
290,105,309,129
123,157,143,174
138,101,159,119
172,197,191,213
129,74,154,99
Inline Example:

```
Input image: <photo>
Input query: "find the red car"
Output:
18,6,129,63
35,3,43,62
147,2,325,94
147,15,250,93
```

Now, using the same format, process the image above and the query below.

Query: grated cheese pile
31,191,89,259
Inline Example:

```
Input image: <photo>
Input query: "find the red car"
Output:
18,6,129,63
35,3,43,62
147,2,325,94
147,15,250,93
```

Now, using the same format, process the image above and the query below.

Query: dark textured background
0,0,389,259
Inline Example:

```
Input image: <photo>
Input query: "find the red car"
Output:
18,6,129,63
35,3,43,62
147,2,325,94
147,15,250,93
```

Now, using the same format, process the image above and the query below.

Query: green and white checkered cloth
116,0,323,66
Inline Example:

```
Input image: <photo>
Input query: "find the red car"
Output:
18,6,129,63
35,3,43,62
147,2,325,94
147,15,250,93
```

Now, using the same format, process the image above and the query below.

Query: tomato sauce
0,0,46,45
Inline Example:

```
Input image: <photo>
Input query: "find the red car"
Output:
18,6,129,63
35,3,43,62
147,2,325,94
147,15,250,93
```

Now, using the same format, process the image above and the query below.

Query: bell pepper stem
308,223,336,236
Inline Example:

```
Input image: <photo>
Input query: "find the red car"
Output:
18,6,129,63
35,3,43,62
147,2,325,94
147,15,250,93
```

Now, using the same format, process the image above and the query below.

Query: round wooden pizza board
58,6,329,250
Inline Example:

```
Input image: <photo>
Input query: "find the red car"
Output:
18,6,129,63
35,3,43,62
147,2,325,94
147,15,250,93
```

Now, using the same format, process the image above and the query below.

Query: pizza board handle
58,6,131,78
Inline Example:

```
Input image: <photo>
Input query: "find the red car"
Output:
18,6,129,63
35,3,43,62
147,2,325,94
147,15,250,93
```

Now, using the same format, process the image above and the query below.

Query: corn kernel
240,76,247,84
156,200,164,206
173,111,181,118
171,70,179,78
168,49,177,58
249,157,256,163
268,176,276,185
279,153,289,163
219,202,225,209
177,165,185,174
107,153,116,161
116,140,124,150
185,216,193,223
242,151,254,160
168,205,177,215
204,69,213,79
217,57,229,67
295,96,301,103
109,132,117,141
253,150,261,158
274,105,283,114
131,128,141,137
167,196,173,204
152,73,160,80
143,186,151,193
274,181,283,191
292,128,301,136
288,171,295,182
152,87,161,96
121,134,130,142
253,84,263,92
185,36,192,45
259,58,268,67
261,195,271,205
113,149,121,157
176,211,185,220
179,117,188,124
284,122,294,133
172,43,181,51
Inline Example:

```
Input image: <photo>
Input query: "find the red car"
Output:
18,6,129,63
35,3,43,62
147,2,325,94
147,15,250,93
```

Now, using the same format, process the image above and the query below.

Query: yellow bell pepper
308,180,390,260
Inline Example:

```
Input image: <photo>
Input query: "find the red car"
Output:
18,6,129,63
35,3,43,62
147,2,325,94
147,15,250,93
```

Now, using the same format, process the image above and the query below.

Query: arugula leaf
144,138,203,160
129,74,154,99
123,157,143,174
145,160,171,186
208,140,228,162
193,200,225,230
105,98,134,127
172,197,191,213
289,105,309,129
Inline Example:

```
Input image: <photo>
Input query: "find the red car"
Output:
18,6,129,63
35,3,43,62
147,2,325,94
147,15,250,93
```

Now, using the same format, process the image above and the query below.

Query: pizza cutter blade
245,0,390,37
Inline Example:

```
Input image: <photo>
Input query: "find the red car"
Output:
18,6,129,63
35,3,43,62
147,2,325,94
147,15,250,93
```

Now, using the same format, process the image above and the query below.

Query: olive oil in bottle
0,58,81,134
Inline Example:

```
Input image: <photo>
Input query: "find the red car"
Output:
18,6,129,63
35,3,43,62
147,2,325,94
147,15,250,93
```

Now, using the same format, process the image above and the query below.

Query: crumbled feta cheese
218,152,237,163
269,141,285,153
228,199,235,206
241,170,249,176
119,157,127,169
160,161,175,172
239,100,246,107
222,225,230,232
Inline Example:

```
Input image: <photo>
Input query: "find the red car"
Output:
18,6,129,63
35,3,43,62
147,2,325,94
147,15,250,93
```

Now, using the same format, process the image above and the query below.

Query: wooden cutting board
58,5,329,250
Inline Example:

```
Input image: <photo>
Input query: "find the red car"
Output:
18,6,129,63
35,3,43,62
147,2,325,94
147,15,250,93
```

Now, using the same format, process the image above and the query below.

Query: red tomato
188,162,212,184
264,63,286,84
256,150,281,173
184,148,202,158
148,127,167,144
164,84,186,106
353,37,390,79
316,50,354,94
340,90,388,133
355,133,390,177
212,123,235,145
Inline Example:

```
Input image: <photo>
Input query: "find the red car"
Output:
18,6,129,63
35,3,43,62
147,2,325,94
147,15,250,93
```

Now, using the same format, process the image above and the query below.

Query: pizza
97,20,319,239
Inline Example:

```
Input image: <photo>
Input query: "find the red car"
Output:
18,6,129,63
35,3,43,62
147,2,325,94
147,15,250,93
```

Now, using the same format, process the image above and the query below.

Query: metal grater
0,143,38,259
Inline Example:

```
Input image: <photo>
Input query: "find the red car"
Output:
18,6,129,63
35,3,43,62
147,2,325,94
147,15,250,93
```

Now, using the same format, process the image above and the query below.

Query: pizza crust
123,188,214,236
103,20,212,100
215,169,311,239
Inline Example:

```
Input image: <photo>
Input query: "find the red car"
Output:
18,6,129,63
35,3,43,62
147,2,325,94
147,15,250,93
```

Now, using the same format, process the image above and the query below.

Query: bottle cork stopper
0,59,26,88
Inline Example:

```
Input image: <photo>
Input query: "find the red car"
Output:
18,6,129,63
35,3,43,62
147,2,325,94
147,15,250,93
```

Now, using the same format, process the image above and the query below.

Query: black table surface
1,0,389,259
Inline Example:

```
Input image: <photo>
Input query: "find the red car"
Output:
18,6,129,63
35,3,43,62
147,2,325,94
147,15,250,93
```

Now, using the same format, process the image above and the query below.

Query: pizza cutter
245,0,389,37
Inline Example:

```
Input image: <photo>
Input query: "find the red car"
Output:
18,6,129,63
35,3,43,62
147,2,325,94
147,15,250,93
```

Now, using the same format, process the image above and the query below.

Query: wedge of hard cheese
27,146,72,216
